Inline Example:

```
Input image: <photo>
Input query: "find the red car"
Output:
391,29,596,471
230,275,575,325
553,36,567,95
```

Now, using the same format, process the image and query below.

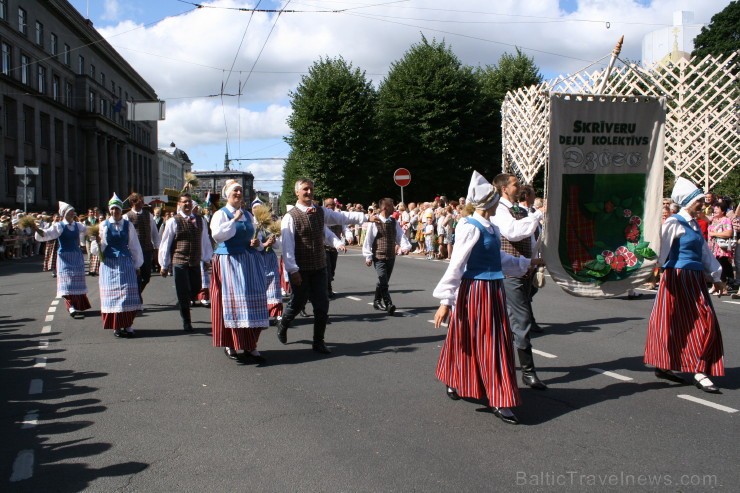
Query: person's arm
492,205,542,242
432,220,478,306
323,207,367,226
395,221,411,252
128,221,144,269
35,222,62,242
657,217,683,266
323,226,344,250
210,209,238,243
709,218,733,239
362,223,377,262
149,213,161,248
200,218,214,261
158,218,177,270
280,214,298,274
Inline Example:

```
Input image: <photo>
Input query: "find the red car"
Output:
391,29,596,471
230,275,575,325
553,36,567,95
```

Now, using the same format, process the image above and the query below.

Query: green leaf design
635,247,656,259
636,241,649,249
585,203,602,213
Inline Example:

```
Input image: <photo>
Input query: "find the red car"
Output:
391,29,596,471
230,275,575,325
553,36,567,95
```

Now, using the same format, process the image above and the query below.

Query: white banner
544,95,666,297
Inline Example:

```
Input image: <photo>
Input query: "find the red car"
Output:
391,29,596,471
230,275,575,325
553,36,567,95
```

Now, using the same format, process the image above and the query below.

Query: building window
35,21,43,46
65,81,72,106
89,64,95,79
111,80,115,93
20,54,29,85
0,0,7,21
89,90,95,112
37,65,46,93
1,42,10,76
50,33,57,55
101,98,107,116
4,96,17,139
18,7,26,35
52,75,60,101
100,72,105,87
63,44,70,65
78,55,84,75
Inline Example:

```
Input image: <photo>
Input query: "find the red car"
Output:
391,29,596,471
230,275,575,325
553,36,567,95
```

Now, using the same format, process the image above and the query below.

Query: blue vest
57,223,81,253
663,214,703,271
214,207,252,255
462,218,504,281
105,219,132,258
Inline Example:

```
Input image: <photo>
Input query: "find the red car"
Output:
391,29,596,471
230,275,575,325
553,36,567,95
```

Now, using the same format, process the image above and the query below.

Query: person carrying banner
433,171,541,425
491,173,548,390
644,177,725,393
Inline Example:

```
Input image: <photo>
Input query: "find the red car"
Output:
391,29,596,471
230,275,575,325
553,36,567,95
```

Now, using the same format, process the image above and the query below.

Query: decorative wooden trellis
502,52,739,191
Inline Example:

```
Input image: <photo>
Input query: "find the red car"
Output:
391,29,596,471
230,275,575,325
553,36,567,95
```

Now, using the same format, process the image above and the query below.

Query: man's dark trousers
281,268,329,342
174,263,201,329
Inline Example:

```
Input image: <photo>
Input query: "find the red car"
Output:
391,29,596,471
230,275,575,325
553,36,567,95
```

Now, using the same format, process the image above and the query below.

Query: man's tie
306,207,316,214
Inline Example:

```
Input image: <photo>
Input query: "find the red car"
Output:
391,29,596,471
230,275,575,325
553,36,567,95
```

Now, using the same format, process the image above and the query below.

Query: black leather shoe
446,387,460,400
114,329,124,338
328,290,335,299
694,374,721,394
312,341,332,354
300,310,309,317
276,319,287,344
492,407,519,425
71,311,84,319
183,324,194,332
373,300,385,310
522,372,547,390
654,368,686,384
224,348,239,360
386,303,396,315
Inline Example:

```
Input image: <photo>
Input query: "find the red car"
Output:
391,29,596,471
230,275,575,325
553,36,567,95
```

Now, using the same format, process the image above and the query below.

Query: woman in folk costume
91,194,144,338
35,202,91,318
432,172,541,425
42,213,61,277
252,198,283,320
210,180,269,363
644,177,725,393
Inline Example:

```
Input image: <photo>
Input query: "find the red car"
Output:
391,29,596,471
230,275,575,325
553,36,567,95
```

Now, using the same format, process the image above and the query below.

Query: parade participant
323,197,345,298
91,194,144,338
35,202,91,318
363,197,411,314
433,171,539,425
42,214,61,277
159,193,213,332
491,173,548,390
88,212,106,277
84,210,99,275
277,178,370,354
191,203,212,307
210,179,268,363
645,177,725,393
152,207,164,272
252,199,282,320
125,192,160,302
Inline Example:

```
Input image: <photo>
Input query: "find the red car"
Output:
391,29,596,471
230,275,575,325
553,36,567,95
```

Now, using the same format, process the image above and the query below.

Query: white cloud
101,0,121,21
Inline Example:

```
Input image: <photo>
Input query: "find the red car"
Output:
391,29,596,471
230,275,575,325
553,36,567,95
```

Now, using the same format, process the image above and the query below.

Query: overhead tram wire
175,0,409,14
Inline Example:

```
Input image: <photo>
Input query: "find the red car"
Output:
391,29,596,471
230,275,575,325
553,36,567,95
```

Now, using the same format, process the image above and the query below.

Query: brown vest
172,215,203,267
288,206,326,272
126,210,153,253
372,219,397,260
499,204,533,259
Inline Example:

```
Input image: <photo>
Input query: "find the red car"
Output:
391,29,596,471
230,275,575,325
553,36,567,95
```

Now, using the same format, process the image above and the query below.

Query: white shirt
128,208,161,249
209,204,263,252
90,218,144,269
362,216,412,261
433,213,532,306
659,210,722,282
281,203,366,274
490,197,543,250
35,220,85,245
158,212,214,269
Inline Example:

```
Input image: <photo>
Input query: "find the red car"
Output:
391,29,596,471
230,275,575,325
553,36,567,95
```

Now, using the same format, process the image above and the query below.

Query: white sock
694,373,714,386
69,307,76,313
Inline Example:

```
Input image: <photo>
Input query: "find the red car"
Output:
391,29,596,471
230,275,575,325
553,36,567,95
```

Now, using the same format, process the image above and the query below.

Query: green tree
282,56,379,206
377,36,490,201
692,1,740,59
475,48,543,179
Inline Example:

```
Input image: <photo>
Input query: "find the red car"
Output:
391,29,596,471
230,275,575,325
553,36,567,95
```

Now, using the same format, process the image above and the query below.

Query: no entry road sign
393,168,411,187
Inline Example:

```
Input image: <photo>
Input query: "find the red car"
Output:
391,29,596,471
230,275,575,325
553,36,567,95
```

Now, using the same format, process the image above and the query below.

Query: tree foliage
692,1,740,59
376,36,491,201
282,57,379,206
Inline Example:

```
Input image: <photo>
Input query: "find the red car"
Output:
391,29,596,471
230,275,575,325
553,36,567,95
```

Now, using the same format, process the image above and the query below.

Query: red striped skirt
211,254,263,351
196,288,210,301
102,311,137,330
644,268,724,376
279,256,291,295
89,254,100,273
63,294,91,311
43,241,58,271
436,278,521,408
268,303,283,318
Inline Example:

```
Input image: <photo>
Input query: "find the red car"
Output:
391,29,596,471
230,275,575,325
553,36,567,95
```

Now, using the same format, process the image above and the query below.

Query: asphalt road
1,250,738,492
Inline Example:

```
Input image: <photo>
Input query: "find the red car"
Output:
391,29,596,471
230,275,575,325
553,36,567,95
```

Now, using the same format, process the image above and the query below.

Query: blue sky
66,1,730,194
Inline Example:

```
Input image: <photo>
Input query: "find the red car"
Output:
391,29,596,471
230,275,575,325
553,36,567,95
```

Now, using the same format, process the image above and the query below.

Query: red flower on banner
616,246,638,267
623,209,632,217
604,201,615,213
625,224,640,242
630,215,642,225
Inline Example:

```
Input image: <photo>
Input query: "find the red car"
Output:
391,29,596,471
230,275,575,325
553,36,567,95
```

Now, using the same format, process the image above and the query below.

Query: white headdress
108,193,124,211
465,171,499,210
671,177,705,209
58,201,74,217
222,179,241,199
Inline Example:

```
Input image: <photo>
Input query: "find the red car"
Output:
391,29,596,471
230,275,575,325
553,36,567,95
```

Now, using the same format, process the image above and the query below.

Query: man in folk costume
491,173,548,390
91,194,144,338
323,197,344,298
159,193,213,332
191,203,212,308
645,177,725,393
363,197,412,315
277,178,372,354
433,172,541,425
126,192,161,303
35,202,92,318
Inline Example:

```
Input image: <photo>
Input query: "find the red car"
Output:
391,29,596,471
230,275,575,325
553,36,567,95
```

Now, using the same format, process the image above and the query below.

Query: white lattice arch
502,52,739,191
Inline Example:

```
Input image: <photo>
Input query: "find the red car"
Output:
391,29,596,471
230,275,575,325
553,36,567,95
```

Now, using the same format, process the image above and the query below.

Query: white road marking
48,306,57,313
721,300,740,305
44,315,53,322
50,299,60,306
9,450,34,482
427,320,448,328
677,394,738,413
346,296,362,301
33,357,47,369
589,367,633,381
532,349,558,359
21,410,39,429
38,340,49,350
41,325,51,334
28,379,43,395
